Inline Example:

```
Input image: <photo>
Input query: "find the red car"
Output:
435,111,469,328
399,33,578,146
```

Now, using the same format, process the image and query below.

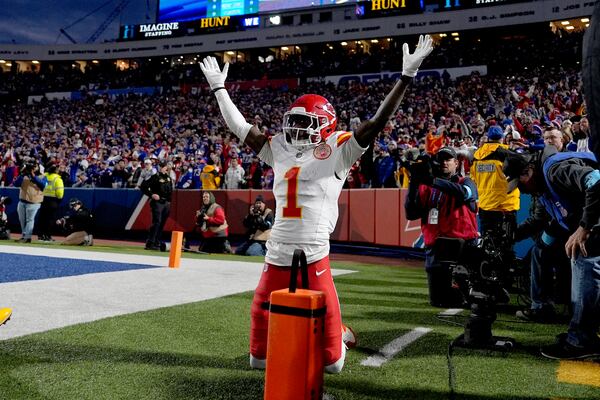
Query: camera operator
405,147,479,307
513,126,571,323
503,146,600,359
196,191,229,253
235,195,273,256
471,125,519,283
140,160,172,250
56,198,93,246
38,163,65,242
0,196,12,240
14,162,47,243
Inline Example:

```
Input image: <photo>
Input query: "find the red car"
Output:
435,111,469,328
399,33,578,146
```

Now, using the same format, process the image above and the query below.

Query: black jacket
541,146,600,232
65,207,93,233
141,172,173,202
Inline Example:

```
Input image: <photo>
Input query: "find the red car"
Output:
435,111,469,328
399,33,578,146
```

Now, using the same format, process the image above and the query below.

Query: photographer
14,162,47,243
0,196,12,240
235,195,273,256
513,126,571,323
196,191,229,253
56,198,93,246
405,147,479,307
503,146,600,359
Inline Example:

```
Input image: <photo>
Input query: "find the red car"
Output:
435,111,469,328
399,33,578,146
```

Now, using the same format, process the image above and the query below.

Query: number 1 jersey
258,131,367,266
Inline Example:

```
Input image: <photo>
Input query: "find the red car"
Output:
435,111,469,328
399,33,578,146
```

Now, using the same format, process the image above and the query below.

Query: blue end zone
0,253,157,283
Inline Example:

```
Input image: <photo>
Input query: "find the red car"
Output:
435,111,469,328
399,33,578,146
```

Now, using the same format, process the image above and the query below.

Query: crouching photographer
195,191,230,253
0,196,12,240
56,198,94,246
404,147,479,307
235,195,273,256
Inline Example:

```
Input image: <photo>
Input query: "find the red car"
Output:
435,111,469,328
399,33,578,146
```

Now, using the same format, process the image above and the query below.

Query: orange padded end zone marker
168,231,183,268
264,288,326,400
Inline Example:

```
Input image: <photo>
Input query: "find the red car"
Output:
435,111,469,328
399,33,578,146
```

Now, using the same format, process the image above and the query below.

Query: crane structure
58,0,150,44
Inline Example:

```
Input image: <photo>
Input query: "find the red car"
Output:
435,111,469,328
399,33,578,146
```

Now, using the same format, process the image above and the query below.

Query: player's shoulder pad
332,131,354,147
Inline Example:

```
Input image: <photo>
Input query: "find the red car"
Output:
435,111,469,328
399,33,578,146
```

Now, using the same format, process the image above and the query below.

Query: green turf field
0,246,599,399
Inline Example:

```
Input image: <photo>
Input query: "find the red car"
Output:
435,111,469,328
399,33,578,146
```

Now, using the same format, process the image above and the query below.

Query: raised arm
200,57,267,155
354,35,433,148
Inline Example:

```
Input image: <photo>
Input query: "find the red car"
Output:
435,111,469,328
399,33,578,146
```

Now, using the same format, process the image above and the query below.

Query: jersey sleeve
334,132,368,179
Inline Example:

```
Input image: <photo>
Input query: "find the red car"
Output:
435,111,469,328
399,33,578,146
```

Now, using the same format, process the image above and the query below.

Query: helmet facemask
283,110,331,150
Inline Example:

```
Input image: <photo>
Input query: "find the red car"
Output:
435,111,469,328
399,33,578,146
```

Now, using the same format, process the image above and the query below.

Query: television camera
435,236,515,351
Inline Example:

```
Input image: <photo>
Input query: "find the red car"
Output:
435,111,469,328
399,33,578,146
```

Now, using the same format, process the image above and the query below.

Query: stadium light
454,37,460,41
92,60,99,64
451,32,459,36
581,18,590,23
371,39,379,43
227,51,235,55
586,23,590,28
566,26,575,30
0,60,6,64
561,21,570,25
439,33,447,38
269,15,281,25
5,63,11,67
31,60,39,64
281,47,289,51
341,41,347,46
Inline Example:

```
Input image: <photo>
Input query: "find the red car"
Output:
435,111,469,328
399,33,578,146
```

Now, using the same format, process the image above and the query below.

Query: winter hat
487,125,504,141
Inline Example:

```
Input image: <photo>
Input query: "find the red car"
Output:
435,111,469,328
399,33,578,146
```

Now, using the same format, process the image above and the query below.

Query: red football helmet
283,94,337,149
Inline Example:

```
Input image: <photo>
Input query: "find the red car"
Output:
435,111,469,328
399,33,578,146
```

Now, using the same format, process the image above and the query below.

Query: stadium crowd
0,62,588,191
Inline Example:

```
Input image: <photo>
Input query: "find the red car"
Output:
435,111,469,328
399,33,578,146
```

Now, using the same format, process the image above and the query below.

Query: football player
201,34,433,373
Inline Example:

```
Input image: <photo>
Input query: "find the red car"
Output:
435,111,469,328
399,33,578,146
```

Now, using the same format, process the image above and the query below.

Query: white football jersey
257,131,367,266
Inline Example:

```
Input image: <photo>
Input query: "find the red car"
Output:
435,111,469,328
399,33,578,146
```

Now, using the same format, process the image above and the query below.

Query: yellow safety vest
43,173,64,199
471,143,519,212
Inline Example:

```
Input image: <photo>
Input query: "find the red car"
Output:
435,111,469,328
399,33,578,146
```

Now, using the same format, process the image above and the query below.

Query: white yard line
360,327,432,368
438,308,464,316
0,245,356,339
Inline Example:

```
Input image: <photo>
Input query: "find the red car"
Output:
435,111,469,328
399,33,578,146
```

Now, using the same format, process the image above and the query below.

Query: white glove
200,56,229,90
402,34,434,78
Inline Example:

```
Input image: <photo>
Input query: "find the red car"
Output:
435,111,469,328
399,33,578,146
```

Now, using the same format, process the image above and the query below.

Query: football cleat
249,354,266,370
0,308,12,327
342,324,357,349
